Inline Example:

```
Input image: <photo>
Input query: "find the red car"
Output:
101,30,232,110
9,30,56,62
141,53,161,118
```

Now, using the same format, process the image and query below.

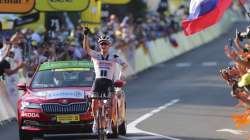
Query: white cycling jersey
89,50,126,80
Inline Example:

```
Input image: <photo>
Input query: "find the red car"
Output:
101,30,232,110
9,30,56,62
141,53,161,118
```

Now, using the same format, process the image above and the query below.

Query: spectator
0,39,23,116
1,5,190,83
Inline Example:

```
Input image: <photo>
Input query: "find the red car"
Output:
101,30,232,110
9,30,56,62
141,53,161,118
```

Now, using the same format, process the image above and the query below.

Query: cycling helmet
97,35,111,44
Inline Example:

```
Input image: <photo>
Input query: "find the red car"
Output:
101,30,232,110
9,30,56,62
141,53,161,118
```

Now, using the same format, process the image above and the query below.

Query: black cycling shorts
92,78,114,96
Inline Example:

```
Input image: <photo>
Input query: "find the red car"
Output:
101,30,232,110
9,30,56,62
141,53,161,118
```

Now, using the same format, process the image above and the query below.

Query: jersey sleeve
88,50,99,59
113,54,126,65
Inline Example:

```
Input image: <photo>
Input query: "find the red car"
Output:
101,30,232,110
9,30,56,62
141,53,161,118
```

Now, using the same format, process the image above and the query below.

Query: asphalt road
1,22,249,140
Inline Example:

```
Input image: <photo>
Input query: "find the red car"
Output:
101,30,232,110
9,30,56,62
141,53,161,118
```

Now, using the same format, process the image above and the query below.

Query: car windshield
31,68,94,88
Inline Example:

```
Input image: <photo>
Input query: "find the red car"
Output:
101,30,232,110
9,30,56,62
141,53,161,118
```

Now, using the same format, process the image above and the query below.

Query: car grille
42,102,89,114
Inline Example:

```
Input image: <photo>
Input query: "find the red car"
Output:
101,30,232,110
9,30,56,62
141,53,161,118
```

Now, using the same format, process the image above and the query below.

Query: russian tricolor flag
182,0,233,36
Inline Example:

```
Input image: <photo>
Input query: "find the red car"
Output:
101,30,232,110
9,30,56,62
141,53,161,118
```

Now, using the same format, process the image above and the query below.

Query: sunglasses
100,42,109,46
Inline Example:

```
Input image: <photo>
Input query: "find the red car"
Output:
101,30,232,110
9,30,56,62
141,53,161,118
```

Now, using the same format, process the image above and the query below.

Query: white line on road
120,99,181,140
216,129,248,135
176,63,191,67
202,62,217,67
120,135,163,140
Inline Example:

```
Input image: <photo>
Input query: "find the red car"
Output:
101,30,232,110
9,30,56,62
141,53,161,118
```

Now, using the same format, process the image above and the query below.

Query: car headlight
21,102,41,110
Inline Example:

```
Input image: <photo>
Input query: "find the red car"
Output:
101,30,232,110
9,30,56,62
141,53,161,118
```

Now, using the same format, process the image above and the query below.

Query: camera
236,26,250,41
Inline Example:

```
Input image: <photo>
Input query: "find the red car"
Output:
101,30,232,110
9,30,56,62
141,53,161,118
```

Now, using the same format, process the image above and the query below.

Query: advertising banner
17,12,46,33
81,0,102,28
102,0,130,4
14,12,40,27
36,0,90,12
0,0,35,13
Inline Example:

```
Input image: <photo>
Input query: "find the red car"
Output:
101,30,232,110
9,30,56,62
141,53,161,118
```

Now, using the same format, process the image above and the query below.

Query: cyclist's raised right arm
83,28,92,54
83,27,99,58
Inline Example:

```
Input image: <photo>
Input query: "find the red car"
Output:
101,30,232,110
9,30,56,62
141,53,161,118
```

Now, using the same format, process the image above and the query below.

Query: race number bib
100,70,107,77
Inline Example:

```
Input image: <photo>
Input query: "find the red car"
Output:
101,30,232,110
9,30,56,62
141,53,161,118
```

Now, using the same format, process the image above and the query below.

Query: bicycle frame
91,94,111,140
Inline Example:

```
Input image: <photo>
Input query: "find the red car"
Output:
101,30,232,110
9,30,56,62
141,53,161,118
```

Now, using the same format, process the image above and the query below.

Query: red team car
17,61,127,140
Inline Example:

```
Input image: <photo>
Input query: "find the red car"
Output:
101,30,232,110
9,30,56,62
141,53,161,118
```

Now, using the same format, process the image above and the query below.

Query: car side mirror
114,80,126,88
17,83,27,91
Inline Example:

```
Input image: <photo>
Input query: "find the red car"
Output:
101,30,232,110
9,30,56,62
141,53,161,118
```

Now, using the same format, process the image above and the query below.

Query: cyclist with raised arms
82,27,128,134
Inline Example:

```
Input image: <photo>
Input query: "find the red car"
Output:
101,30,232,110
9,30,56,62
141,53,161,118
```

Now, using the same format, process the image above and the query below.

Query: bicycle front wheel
97,108,106,140
98,129,106,140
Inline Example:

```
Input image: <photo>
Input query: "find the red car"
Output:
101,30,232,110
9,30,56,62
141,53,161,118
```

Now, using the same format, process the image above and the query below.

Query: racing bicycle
90,80,125,140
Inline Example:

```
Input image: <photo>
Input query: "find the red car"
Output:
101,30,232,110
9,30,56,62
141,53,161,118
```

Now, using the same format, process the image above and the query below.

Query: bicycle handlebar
89,96,111,100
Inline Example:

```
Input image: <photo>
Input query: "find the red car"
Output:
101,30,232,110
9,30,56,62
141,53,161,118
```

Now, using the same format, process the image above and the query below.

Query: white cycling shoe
106,127,113,134
105,121,113,134
92,121,98,134
92,120,113,134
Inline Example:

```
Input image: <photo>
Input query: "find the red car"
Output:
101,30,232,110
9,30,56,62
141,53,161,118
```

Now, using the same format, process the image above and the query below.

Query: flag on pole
182,0,232,36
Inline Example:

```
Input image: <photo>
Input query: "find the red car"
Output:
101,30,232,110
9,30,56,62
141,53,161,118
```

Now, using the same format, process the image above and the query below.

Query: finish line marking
120,99,181,140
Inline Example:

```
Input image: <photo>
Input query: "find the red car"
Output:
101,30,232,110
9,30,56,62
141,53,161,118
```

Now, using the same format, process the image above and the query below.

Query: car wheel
19,129,33,140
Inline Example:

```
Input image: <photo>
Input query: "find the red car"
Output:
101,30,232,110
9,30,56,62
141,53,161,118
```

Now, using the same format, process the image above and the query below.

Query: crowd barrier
0,10,239,126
